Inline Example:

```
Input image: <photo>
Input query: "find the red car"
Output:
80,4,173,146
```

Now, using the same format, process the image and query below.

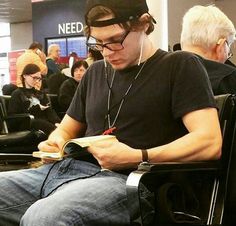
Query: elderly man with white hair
46,44,61,77
181,5,236,95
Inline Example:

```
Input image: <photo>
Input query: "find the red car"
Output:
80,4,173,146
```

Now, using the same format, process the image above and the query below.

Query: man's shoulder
153,49,198,65
46,58,55,64
16,50,39,62
202,58,236,76
168,50,198,61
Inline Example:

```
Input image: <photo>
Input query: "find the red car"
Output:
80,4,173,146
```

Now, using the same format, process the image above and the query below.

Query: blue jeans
0,158,135,226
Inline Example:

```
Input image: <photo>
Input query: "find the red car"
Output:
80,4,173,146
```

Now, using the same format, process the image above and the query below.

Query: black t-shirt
67,49,215,149
198,56,236,95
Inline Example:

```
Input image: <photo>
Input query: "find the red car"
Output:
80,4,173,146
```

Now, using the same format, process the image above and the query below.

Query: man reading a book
0,0,222,225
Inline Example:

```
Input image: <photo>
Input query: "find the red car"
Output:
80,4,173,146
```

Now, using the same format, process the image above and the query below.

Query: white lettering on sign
58,22,84,35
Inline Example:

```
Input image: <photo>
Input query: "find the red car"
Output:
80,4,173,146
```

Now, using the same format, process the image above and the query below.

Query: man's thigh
21,170,131,226
0,164,53,226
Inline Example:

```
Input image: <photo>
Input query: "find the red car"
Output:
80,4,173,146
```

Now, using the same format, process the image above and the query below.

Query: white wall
10,22,33,51
147,0,168,50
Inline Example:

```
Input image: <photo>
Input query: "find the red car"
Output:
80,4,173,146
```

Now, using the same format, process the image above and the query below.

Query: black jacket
8,87,61,124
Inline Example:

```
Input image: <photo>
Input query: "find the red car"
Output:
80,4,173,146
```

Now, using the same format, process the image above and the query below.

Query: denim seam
0,200,35,211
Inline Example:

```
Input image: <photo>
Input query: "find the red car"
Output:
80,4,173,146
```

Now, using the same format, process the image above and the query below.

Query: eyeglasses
86,30,130,52
28,75,42,82
225,40,233,59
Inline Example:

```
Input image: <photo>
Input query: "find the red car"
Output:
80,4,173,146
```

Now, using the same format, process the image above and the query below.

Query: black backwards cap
85,0,155,27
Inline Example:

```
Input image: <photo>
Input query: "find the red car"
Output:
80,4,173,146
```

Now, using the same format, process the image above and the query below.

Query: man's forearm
147,131,222,163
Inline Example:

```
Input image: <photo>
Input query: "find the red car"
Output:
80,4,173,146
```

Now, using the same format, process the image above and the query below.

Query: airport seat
47,93,66,118
126,94,236,226
0,95,47,165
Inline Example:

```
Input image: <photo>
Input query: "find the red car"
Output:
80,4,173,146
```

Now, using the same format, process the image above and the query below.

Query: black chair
126,94,236,226
2,83,17,95
0,95,47,165
47,93,66,119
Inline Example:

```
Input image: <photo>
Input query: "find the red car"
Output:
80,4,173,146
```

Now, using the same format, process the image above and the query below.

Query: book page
63,135,116,149
32,151,63,160
32,135,116,161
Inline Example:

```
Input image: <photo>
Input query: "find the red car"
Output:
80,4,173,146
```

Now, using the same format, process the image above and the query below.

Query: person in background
46,44,61,77
42,44,63,93
69,51,80,68
180,5,236,95
16,42,47,90
61,52,80,77
8,64,61,136
58,60,88,112
0,0,221,225
85,47,104,66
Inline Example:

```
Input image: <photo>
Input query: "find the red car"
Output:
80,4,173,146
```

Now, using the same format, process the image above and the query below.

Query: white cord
138,32,145,66
104,58,107,68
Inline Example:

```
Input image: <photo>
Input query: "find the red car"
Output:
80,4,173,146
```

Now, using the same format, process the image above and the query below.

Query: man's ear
215,38,226,63
139,13,150,32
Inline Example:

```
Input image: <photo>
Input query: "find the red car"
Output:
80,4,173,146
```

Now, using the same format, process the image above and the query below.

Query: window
46,36,88,58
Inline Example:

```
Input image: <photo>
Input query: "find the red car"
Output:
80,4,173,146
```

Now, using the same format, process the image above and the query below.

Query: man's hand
87,139,141,170
37,137,66,163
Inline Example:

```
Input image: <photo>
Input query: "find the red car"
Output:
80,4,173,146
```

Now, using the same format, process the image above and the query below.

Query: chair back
205,94,236,225
219,94,236,225
0,95,11,133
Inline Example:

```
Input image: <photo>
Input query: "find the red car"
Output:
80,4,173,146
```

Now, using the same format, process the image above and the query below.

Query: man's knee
20,200,59,226
20,199,82,226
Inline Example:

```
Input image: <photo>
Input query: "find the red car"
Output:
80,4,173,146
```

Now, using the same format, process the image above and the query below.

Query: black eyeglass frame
28,75,42,82
86,30,131,52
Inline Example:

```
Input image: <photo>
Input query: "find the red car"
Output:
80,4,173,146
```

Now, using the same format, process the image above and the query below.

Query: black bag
155,182,202,225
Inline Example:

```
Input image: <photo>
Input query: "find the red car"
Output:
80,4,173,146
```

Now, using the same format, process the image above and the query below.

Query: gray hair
180,5,236,50
47,44,60,55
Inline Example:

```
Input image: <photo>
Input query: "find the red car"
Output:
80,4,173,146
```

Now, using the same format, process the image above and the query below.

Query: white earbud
138,32,145,66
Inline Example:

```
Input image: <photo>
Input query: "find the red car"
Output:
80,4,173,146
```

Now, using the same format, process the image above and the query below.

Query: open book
32,135,116,161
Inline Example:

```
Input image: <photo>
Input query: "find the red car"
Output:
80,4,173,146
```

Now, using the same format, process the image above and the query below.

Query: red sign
8,50,25,84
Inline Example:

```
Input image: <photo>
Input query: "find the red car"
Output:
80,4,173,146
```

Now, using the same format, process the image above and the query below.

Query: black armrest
137,161,220,172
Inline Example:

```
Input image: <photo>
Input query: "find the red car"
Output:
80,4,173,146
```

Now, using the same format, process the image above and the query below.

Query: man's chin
109,62,126,70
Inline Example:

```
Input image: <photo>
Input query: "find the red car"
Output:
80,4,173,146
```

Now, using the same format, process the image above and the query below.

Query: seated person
58,60,88,111
45,71,68,94
0,1,222,225
180,5,236,95
8,64,61,136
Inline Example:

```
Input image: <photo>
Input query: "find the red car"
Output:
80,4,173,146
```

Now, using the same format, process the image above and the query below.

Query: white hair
180,5,236,50
47,44,60,55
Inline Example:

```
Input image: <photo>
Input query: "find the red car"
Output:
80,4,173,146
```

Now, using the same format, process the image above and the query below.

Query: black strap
141,149,148,162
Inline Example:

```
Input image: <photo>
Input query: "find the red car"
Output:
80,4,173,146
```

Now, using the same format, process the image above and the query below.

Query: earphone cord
104,60,147,129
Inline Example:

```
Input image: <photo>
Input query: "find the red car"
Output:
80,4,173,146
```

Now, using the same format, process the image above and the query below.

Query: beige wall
168,0,214,50
11,22,33,51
